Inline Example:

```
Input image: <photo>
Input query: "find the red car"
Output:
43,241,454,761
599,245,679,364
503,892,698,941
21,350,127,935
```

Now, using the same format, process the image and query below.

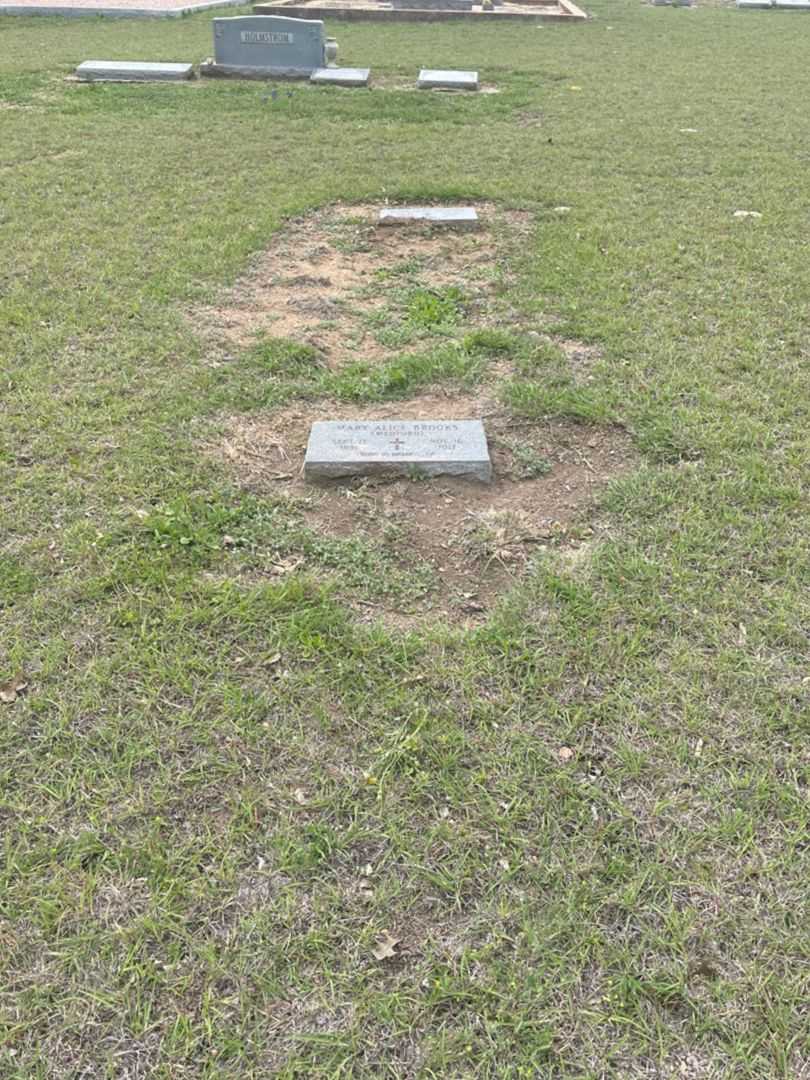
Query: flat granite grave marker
310,66,370,86
378,206,479,229
304,420,492,482
76,60,194,81
200,15,332,79
417,68,479,90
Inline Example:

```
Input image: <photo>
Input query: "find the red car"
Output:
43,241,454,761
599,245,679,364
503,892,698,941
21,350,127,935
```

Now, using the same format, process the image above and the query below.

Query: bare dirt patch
211,389,637,626
557,336,604,384
516,108,545,128
192,203,534,369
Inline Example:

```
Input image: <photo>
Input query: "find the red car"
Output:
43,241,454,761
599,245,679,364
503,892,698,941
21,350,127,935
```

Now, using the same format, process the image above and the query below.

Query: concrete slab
304,420,492,483
378,206,479,229
310,66,370,86
1,0,241,15
75,60,194,80
417,68,479,90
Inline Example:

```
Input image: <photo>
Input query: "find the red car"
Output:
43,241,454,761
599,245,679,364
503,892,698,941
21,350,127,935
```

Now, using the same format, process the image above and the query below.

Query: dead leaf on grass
358,868,374,903
0,675,27,704
371,930,400,961
270,557,304,575
293,787,307,806
557,746,575,762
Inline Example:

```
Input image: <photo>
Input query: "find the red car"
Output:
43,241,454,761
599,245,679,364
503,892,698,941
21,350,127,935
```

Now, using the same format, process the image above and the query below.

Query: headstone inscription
417,68,479,90
304,420,492,482
200,15,332,79
378,206,479,229
76,61,194,82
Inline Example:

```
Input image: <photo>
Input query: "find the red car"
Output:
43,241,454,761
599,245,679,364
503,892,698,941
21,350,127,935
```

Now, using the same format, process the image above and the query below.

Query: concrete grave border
0,0,242,16
254,0,587,20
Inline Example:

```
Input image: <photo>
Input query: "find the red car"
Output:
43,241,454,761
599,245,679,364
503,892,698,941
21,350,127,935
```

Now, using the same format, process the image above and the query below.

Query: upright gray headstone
304,420,492,482
76,61,194,82
201,16,329,79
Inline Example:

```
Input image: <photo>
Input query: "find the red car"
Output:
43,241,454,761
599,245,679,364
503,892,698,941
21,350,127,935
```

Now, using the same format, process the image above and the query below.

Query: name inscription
240,30,294,44
326,422,466,459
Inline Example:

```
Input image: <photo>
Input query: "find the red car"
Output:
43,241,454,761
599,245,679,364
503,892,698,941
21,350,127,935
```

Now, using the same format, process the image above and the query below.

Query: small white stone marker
733,210,762,218
417,69,479,91
378,206,479,229
75,61,194,82
304,420,492,483
736,0,773,7
310,68,371,87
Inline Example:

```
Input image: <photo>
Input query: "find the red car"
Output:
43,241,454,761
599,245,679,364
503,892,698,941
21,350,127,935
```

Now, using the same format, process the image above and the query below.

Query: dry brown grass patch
192,202,533,369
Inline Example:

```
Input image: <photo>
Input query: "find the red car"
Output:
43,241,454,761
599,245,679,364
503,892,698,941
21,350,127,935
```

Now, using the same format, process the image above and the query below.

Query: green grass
2,3,810,1076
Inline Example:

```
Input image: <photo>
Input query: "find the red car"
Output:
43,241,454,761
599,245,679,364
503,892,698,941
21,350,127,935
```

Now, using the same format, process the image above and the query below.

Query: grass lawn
2,2,810,1075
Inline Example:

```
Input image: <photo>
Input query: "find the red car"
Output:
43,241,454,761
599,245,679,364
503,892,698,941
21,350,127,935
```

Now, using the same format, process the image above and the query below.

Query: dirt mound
193,203,535,369
212,389,636,626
